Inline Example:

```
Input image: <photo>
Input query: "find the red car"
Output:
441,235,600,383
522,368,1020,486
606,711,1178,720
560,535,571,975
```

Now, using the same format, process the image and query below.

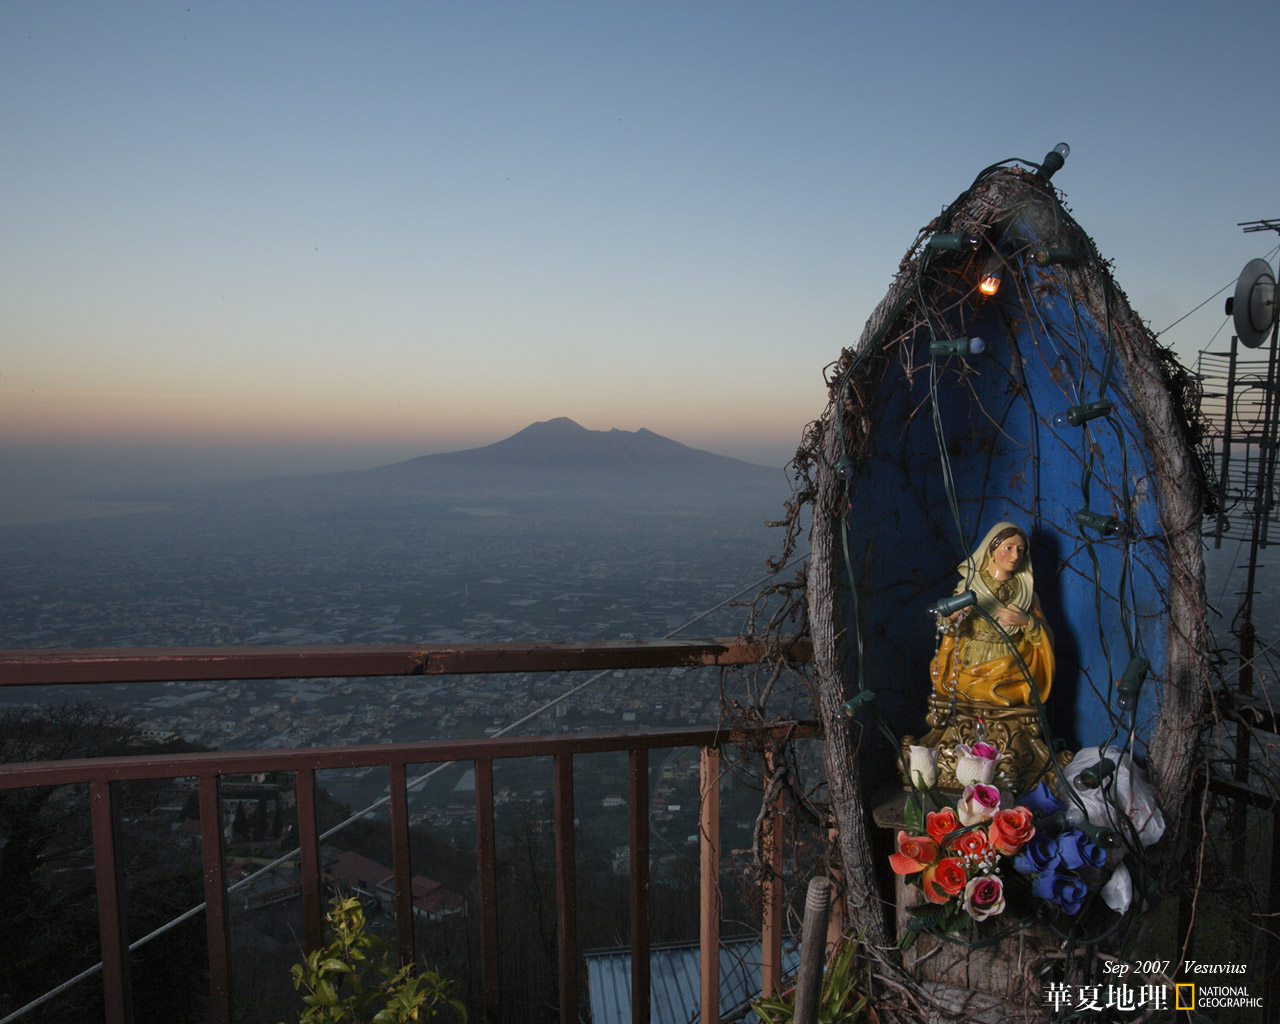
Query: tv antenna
1207,226,1280,548
1200,223,1280,858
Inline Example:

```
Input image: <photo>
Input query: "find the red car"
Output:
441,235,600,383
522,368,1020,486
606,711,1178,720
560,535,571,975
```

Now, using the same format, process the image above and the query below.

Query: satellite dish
1232,258,1277,348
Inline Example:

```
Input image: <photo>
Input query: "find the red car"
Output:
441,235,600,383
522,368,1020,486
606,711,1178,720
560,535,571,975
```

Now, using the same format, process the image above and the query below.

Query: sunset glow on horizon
5,1,1280,507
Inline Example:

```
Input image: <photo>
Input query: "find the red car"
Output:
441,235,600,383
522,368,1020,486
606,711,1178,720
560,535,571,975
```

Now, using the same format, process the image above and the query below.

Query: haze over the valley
0,419,797,528
5,4,1275,537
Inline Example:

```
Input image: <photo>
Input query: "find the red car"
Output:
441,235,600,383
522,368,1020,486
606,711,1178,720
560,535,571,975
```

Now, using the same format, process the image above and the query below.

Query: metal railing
0,638,814,1024
1203,678,1280,1015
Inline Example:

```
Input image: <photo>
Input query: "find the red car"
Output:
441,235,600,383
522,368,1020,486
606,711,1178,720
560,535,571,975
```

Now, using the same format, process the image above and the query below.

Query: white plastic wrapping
1101,863,1133,914
1062,745,1166,848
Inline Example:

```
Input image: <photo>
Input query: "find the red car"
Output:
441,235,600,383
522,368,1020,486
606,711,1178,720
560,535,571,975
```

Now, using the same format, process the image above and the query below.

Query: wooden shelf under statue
902,522,1073,794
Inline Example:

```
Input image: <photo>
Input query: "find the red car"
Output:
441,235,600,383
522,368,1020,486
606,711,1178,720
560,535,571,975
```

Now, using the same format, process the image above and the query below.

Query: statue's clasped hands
995,606,1030,628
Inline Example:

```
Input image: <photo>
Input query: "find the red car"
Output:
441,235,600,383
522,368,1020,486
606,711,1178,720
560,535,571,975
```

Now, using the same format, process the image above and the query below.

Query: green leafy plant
280,896,466,1024
751,931,873,1024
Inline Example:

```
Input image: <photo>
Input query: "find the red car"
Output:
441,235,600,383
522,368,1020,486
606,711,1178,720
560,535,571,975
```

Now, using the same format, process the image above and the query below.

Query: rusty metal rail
0,637,810,687
0,639,814,1024
1195,685,1280,1018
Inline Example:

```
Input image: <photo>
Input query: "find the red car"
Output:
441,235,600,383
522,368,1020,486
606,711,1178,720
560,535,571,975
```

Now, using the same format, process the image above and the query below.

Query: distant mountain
344,418,783,510
389,417,775,475
122,419,786,522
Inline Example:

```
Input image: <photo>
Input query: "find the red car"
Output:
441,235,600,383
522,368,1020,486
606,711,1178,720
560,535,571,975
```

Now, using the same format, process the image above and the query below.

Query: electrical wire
829,170,1162,962
0,553,810,1024
1154,242,1280,339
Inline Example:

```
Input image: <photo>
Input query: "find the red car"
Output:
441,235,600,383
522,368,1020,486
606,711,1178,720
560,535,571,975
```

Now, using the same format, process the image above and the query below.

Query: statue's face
990,534,1026,577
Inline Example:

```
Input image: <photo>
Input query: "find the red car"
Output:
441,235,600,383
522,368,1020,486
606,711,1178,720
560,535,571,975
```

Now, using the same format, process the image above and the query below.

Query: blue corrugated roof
585,936,801,1024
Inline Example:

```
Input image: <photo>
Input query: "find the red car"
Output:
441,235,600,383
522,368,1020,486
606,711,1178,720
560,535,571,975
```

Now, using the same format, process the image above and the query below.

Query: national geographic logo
1044,979,1264,1014
1176,984,1193,1011
1176,983,1264,1010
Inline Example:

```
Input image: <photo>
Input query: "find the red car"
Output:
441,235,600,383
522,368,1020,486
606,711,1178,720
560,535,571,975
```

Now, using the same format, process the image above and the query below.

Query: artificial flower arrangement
892,741,1163,944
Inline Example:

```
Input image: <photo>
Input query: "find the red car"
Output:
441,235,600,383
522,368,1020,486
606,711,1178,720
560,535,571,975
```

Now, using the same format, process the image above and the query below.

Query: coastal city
0,463,798,1020
0,453,797,814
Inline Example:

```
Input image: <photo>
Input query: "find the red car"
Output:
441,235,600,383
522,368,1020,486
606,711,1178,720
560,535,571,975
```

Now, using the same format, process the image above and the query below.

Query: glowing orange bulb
978,249,1003,296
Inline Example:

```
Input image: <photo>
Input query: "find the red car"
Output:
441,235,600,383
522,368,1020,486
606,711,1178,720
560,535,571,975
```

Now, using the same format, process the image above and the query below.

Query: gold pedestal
902,694,1072,795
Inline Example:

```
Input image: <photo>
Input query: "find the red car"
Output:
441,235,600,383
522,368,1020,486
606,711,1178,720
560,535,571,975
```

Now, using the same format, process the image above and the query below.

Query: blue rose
1031,870,1089,915
1057,830,1105,870
1018,780,1066,821
1013,833,1061,875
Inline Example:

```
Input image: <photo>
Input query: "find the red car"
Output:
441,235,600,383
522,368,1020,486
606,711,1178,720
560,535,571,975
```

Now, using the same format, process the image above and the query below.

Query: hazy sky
4,1,1280,516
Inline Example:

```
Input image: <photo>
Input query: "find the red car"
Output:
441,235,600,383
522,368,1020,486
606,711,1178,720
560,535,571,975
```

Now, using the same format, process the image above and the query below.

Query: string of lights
823,152,1168,962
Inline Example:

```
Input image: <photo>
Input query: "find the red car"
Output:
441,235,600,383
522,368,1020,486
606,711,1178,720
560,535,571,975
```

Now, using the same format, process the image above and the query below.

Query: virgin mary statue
903,522,1070,792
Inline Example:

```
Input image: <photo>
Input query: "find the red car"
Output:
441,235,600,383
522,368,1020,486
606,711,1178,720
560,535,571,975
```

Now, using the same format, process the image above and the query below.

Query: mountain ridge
386,417,777,475
116,418,786,518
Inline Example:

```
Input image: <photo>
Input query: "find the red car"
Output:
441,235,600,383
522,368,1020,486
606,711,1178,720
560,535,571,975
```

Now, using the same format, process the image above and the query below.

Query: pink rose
956,783,1001,825
963,874,1006,920
955,743,1004,786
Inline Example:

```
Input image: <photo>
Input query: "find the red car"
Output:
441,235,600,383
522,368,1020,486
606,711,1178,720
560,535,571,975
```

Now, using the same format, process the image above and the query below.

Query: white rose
955,753,999,786
908,745,939,789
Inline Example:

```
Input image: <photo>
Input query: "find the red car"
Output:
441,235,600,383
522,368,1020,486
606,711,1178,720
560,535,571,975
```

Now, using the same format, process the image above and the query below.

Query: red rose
922,857,966,904
952,828,989,859
925,808,960,844
889,831,938,875
988,806,1036,855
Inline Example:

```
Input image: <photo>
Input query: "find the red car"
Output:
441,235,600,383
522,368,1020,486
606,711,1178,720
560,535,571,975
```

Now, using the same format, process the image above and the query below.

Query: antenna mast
1200,225,1280,870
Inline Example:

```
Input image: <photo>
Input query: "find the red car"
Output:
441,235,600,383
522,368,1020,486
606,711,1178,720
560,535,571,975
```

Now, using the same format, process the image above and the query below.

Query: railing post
1233,622,1256,872
553,753,578,1024
1269,806,1280,1015
760,749,783,998
197,773,232,1024
90,779,134,1024
388,762,416,968
295,768,325,953
0,700,817,1024
629,748,651,1024
700,745,721,1024
1213,334,1237,546
474,757,501,1024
